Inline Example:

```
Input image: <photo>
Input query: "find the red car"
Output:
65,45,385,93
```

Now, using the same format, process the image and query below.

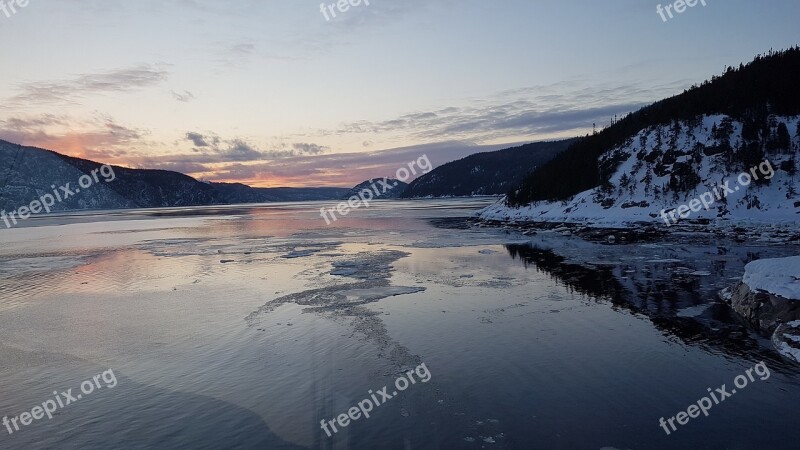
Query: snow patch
776,341,800,363
742,256,800,300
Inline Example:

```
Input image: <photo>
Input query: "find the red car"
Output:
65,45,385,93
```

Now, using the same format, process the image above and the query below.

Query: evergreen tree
508,48,800,206
776,122,791,152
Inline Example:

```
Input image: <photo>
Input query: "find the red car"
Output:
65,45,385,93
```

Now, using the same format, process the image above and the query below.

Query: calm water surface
0,198,798,449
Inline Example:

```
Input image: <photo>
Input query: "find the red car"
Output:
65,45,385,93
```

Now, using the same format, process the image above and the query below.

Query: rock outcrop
720,256,800,362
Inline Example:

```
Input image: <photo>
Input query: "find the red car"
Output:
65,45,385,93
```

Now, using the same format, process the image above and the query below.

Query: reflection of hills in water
506,244,627,302
503,243,797,368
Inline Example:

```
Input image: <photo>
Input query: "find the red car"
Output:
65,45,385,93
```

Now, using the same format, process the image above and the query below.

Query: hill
480,48,800,228
507,47,800,207
343,179,408,200
401,140,572,198
0,140,349,213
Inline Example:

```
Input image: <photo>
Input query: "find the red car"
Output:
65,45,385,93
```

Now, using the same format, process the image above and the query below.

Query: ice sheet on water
676,304,712,318
246,249,426,369
339,286,426,305
281,249,318,258
0,256,86,277
136,236,343,259
329,251,411,280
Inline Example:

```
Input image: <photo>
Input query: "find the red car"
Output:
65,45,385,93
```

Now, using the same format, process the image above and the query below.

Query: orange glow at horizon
11,135,413,189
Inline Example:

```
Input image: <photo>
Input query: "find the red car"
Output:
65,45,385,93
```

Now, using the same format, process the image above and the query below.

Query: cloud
171,90,195,102
227,139,270,160
1,114,69,130
0,114,147,162
173,140,516,187
120,132,332,171
292,142,329,155
211,41,261,67
8,65,169,104
186,131,213,147
330,79,692,143
180,131,330,162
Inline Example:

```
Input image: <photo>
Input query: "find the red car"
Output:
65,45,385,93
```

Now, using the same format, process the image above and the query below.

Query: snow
776,341,800,363
742,256,800,300
477,114,800,230
784,334,800,344
676,304,712,318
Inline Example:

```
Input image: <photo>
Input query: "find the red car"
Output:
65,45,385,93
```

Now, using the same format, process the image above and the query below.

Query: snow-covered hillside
480,115,800,229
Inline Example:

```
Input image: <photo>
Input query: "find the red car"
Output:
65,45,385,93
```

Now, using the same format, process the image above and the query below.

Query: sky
0,0,798,187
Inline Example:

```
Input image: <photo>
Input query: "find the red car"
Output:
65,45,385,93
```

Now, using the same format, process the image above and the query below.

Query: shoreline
473,209,800,245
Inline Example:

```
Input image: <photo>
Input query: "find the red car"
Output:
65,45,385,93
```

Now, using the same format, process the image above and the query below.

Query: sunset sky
1,0,798,187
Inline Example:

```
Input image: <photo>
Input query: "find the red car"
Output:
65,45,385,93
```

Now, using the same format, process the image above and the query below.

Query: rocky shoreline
474,217,800,363
472,217,800,245
719,256,800,363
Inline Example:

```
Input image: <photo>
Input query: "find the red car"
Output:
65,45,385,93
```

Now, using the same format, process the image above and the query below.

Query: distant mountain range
0,141,350,212
401,140,572,198
0,135,570,213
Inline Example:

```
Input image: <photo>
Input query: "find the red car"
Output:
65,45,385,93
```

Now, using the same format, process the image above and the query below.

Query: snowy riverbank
722,256,800,363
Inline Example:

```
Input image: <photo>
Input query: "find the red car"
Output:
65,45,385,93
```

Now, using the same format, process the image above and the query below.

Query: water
0,198,798,449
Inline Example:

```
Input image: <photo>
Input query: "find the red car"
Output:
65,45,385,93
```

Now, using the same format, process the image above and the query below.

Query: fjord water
0,199,799,449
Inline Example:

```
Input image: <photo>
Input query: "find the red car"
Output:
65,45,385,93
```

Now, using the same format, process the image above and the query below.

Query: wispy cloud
171,90,195,102
7,65,169,105
143,131,336,166
0,114,147,161
292,142,329,155
161,140,514,187
186,131,216,147
329,79,693,143
212,42,257,66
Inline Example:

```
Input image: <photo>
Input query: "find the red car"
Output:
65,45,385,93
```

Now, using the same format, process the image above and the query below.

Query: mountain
0,140,349,213
343,179,408,200
1,141,136,212
210,183,350,203
480,48,800,227
507,47,800,207
400,140,572,198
